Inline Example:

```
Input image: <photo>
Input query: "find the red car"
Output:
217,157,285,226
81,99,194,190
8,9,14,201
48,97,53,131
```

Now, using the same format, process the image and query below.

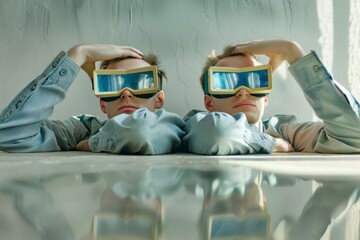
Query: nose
235,88,250,97
120,89,133,99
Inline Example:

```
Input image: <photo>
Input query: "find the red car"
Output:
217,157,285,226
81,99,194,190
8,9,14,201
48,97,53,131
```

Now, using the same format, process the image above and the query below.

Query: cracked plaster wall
0,0,359,120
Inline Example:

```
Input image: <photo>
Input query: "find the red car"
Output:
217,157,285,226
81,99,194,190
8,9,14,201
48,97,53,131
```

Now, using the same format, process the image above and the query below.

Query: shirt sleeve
43,114,104,151
88,109,185,155
0,52,81,152
272,51,360,153
182,111,276,155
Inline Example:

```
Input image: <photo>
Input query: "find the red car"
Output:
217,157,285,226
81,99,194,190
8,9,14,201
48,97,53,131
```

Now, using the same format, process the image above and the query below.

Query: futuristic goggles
92,211,157,240
207,211,270,240
93,66,160,102
204,65,272,98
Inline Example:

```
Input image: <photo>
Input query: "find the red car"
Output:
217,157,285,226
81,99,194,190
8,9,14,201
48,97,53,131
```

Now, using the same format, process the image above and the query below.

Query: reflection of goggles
93,66,160,102
204,65,272,98
93,212,157,240
208,211,270,240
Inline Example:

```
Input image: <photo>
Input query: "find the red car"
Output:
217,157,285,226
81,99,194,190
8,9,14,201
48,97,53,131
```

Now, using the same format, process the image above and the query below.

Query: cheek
213,99,231,111
105,102,118,112
138,98,155,109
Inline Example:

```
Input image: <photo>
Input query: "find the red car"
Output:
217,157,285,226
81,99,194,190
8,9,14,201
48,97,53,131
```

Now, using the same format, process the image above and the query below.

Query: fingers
231,40,304,70
68,44,144,67
124,46,144,58
233,40,305,65
76,140,91,152
113,46,143,59
86,44,144,62
273,138,294,152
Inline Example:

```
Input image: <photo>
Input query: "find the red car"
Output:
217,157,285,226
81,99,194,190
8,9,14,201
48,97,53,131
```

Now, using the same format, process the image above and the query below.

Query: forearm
66,44,143,80
0,52,80,152
0,52,79,122
283,40,306,65
289,51,360,152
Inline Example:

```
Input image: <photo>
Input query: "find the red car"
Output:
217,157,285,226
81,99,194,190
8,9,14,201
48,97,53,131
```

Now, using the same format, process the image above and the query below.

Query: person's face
204,55,268,126
100,58,164,119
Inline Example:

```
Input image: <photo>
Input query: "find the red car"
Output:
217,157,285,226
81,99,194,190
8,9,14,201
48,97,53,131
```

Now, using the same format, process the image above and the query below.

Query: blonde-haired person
0,44,184,154
182,39,360,154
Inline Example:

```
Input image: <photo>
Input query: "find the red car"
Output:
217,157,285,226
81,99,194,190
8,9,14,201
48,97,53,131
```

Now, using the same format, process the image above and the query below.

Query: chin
120,110,136,115
243,114,258,124
120,108,140,114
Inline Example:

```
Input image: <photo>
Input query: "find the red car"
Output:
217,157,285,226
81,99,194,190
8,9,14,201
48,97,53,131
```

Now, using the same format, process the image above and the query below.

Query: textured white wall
0,0,359,121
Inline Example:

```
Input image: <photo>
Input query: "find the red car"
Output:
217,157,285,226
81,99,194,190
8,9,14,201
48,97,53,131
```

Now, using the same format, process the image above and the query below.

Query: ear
204,95,214,111
100,99,107,113
264,95,269,107
155,90,165,109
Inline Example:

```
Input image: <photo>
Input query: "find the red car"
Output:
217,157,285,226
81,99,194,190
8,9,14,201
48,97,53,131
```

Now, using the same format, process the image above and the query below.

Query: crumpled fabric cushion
89,108,185,155
182,110,275,155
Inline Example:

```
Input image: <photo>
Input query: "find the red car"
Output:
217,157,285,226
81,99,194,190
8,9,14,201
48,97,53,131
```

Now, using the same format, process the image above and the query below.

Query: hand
75,140,91,152
67,44,143,79
273,138,294,153
231,39,306,72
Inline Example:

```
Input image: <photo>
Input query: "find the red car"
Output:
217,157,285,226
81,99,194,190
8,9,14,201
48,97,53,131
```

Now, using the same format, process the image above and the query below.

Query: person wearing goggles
203,64,272,98
94,56,166,119
201,54,272,127
183,39,360,155
0,44,185,154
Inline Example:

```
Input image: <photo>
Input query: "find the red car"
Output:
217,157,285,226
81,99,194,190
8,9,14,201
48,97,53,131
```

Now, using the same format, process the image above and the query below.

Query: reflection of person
200,185,270,240
182,39,360,155
287,182,359,240
184,166,270,240
0,44,184,154
2,180,75,240
91,167,184,240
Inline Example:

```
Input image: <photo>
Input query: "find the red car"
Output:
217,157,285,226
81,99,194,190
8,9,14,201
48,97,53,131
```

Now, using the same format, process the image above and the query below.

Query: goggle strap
203,72,209,95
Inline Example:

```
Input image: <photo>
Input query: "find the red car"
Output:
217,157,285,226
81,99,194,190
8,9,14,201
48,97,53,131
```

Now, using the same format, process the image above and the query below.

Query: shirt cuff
288,50,333,91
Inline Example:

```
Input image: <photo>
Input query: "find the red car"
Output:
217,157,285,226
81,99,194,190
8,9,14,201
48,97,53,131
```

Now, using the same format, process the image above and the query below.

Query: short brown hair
199,45,256,91
100,53,166,89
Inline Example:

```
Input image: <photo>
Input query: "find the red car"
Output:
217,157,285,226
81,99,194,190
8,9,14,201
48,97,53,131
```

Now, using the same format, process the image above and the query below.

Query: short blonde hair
100,53,166,89
200,45,256,91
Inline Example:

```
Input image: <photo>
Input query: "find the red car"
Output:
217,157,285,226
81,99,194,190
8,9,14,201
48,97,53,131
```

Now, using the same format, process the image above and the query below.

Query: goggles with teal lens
204,65,272,98
93,66,160,102
208,212,270,240
93,212,157,240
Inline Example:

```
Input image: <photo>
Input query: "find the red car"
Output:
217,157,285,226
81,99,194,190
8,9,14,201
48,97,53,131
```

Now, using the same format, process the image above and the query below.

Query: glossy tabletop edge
0,151,360,180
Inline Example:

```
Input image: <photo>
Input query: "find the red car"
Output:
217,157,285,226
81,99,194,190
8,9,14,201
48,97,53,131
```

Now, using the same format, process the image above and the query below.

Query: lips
119,104,139,113
233,101,255,109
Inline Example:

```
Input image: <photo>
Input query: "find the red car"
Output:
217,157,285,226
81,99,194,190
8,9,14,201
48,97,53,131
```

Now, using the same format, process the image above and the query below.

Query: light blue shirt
0,51,185,154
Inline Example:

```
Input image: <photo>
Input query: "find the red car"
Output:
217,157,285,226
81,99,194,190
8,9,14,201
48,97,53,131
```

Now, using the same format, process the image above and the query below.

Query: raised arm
67,44,143,79
0,44,144,152
234,39,360,153
231,39,305,71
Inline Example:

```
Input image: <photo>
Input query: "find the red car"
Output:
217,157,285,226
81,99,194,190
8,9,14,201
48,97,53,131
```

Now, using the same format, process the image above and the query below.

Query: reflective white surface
0,152,359,240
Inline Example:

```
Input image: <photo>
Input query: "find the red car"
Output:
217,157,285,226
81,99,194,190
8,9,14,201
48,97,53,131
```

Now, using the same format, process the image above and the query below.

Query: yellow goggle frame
93,66,159,98
205,65,272,95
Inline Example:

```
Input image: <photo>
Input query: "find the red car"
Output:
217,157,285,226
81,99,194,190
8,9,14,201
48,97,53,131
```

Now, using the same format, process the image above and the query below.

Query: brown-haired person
182,39,360,154
0,44,184,154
